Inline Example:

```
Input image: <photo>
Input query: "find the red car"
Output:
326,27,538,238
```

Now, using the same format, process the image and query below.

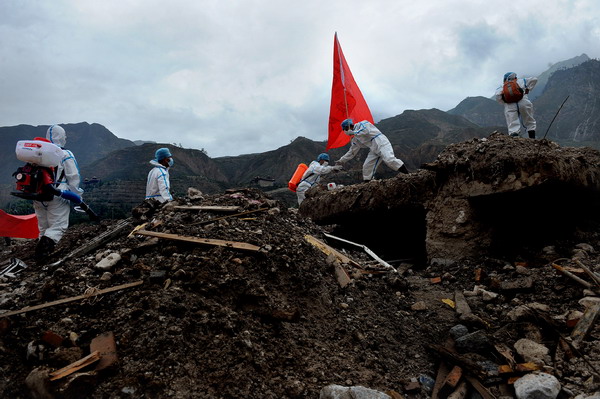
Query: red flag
0,210,39,239
326,33,374,150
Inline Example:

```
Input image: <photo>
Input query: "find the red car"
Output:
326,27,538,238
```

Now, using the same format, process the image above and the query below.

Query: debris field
0,141,600,399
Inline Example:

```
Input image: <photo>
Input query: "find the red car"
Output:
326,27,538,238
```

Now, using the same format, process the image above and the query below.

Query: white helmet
46,124,66,147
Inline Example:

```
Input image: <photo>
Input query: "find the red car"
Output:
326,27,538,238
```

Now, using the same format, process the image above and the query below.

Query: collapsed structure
300,133,600,263
0,133,599,398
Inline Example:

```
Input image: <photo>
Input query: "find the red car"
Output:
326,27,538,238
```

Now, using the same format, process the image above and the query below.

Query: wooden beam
571,302,600,348
174,205,241,212
134,230,261,252
305,235,361,267
49,351,101,381
186,208,269,227
0,281,143,318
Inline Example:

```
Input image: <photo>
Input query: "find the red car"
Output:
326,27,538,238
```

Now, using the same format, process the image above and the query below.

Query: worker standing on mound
336,119,409,181
145,148,174,203
495,72,538,138
296,153,341,205
33,124,83,262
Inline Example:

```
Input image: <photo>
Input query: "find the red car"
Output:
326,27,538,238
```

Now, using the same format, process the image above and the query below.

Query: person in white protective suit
495,72,538,138
296,153,342,205
145,148,174,203
33,124,83,261
336,119,409,181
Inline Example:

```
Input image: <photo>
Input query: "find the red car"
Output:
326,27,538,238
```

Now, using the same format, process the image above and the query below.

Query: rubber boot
528,130,536,139
35,236,55,264
398,164,410,174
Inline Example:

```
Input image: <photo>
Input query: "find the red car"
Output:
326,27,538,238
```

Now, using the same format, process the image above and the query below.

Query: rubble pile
0,186,599,398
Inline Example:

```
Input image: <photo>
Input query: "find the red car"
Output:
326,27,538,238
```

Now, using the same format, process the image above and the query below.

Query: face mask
168,158,174,167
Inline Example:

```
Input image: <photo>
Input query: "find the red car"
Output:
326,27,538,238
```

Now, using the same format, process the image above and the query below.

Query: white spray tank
15,139,63,167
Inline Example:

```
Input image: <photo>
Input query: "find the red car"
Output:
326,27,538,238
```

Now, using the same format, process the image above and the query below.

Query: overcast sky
1,1,599,157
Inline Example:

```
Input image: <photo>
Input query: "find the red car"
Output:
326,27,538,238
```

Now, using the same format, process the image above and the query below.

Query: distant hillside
447,96,506,127
0,122,135,185
534,59,600,143
528,53,590,100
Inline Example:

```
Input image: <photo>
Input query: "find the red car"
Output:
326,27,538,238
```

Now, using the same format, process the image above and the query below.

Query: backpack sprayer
11,138,99,221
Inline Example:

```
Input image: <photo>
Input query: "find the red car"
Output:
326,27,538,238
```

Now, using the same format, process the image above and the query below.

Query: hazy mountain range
1,54,599,212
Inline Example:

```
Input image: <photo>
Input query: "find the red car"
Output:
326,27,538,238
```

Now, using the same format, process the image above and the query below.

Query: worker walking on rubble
296,153,342,205
495,72,538,138
145,148,174,203
336,119,409,181
33,124,83,262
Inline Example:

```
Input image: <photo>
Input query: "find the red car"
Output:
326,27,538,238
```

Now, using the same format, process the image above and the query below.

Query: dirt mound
0,186,599,398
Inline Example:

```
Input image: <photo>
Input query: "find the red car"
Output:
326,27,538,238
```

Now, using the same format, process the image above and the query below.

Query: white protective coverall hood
146,159,173,203
46,125,67,147
337,121,404,181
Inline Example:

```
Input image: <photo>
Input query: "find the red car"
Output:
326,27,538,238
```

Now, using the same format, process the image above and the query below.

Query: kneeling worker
297,153,341,205
146,147,174,203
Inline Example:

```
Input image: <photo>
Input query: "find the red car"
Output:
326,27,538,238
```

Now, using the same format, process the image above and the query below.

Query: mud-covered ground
0,185,599,398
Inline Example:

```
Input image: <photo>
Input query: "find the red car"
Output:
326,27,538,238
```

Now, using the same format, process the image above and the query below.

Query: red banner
326,33,374,150
0,210,39,239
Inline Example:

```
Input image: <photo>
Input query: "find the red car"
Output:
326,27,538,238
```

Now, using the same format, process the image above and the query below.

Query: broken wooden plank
187,207,269,227
498,362,541,374
432,361,451,399
439,365,463,398
570,302,600,348
494,343,516,368
464,375,497,399
48,219,132,268
174,205,241,212
134,230,260,252
574,259,600,287
0,281,143,318
427,344,497,382
304,235,361,268
323,233,397,273
552,263,595,291
334,263,351,288
90,332,118,371
49,351,101,381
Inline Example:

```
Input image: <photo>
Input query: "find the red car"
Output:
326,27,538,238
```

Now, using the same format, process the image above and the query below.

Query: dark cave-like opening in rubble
470,182,600,257
328,205,428,266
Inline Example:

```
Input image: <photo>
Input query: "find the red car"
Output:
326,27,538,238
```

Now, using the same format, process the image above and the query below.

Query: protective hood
149,159,167,168
503,72,517,82
46,125,66,147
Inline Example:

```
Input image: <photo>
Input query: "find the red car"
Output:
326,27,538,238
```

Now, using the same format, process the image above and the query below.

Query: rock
507,305,534,321
481,289,499,302
100,272,112,281
514,339,550,365
187,187,203,199
516,265,531,275
574,393,600,399
454,330,491,353
514,372,561,399
25,367,54,399
411,301,428,311
575,243,595,253
319,384,391,399
94,253,121,271
449,324,469,340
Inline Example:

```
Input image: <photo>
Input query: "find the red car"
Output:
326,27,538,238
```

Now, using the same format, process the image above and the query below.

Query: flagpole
335,33,350,118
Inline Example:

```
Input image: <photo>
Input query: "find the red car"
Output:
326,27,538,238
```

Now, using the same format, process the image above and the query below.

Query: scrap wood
0,280,143,318
464,376,497,399
431,361,451,399
494,343,516,368
552,263,599,293
187,207,269,226
447,381,468,399
454,291,472,317
90,332,118,371
333,263,351,288
427,344,496,382
570,302,600,348
498,362,541,374
49,351,101,381
574,259,600,287
48,219,132,268
439,365,463,398
304,235,361,268
323,233,397,273
174,205,241,212
134,230,261,252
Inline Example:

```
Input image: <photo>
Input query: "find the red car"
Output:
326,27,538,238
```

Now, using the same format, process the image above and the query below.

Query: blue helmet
341,118,353,130
155,147,172,161
317,153,330,162
503,72,517,82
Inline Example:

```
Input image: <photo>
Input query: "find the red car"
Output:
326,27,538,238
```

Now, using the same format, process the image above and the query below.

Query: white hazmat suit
338,120,405,181
145,160,173,203
495,73,538,137
33,125,83,243
296,160,340,205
